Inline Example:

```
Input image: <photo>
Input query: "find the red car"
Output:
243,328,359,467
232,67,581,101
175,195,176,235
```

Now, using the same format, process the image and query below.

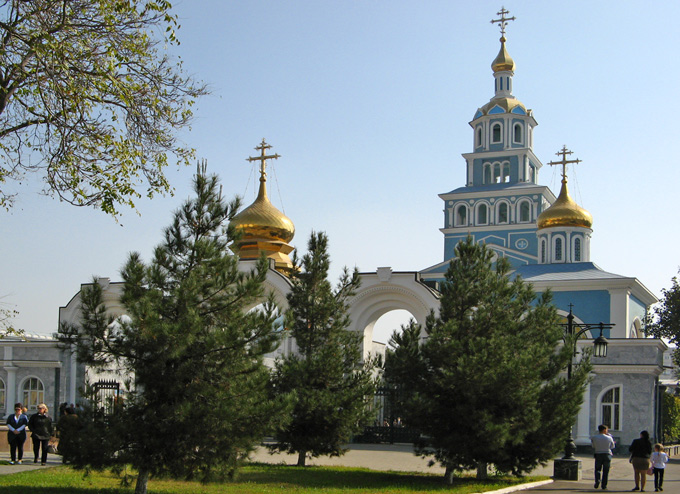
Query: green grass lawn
0,463,547,493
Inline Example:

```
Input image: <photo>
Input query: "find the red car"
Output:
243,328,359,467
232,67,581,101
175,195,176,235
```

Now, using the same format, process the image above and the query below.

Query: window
476,127,482,147
601,386,621,431
492,123,502,143
497,202,509,224
574,237,582,262
513,123,522,143
555,237,563,261
477,204,488,225
0,379,4,411
519,201,531,222
540,239,546,263
22,377,44,411
456,205,467,226
483,164,492,184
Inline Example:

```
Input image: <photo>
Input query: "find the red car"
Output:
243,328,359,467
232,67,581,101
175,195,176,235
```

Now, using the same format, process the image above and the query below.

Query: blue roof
443,182,541,194
512,262,627,282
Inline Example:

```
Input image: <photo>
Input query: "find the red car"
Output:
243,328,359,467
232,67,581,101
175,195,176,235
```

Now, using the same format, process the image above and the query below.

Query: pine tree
58,164,289,494
269,231,378,466
384,237,591,480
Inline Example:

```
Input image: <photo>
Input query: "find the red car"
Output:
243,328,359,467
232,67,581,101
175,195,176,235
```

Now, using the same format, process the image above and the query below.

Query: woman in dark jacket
28,403,53,465
629,430,653,491
6,402,28,464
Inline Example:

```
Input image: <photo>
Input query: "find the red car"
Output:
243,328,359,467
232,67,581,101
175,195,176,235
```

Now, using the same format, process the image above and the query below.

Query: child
651,443,669,492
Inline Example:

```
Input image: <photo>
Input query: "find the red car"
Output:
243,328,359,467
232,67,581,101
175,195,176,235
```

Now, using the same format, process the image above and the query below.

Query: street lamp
554,304,613,480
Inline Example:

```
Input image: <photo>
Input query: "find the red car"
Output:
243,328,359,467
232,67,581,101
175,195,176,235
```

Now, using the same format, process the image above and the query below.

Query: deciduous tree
58,164,288,494
0,0,207,216
384,237,591,480
647,272,680,371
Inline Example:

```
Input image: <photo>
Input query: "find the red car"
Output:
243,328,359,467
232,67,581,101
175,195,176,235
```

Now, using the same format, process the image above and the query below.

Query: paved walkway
0,451,60,475
1,444,678,493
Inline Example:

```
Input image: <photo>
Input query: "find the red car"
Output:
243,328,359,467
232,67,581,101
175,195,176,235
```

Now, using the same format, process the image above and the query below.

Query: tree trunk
476,461,488,479
135,468,149,494
444,465,455,484
297,450,306,466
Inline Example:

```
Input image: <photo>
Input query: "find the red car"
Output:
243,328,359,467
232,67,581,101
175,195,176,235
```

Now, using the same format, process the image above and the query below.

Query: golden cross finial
246,138,280,182
490,7,515,37
548,145,582,183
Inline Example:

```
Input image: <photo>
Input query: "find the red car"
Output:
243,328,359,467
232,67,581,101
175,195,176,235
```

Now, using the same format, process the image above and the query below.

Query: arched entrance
349,268,440,359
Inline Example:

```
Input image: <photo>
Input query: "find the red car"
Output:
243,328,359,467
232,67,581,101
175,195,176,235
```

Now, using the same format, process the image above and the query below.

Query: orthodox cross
490,7,515,37
247,138,280,181
548,145,582,182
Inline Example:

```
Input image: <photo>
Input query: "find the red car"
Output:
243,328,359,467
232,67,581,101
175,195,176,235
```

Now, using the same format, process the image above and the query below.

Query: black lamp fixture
560,305,613,460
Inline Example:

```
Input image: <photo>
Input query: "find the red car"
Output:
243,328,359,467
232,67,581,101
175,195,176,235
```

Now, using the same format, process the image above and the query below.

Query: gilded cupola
491,36,515,73
537,146,593,230
537,180,593,230
229,139,295,274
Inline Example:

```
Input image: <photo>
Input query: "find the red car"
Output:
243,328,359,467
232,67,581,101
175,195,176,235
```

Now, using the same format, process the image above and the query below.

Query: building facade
4,10,666,450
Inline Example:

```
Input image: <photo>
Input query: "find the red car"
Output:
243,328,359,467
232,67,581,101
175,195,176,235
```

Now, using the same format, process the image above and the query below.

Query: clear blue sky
1,1,679,341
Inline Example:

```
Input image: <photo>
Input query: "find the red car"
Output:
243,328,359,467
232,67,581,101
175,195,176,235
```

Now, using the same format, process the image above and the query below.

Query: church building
1,9,665,451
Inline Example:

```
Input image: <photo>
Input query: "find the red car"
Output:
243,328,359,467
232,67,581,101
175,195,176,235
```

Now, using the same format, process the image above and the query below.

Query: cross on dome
548,145,582,183
247,138,280,182
490,7,515,38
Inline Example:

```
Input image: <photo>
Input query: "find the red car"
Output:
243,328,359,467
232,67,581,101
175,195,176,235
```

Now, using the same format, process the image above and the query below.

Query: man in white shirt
591,424,616,490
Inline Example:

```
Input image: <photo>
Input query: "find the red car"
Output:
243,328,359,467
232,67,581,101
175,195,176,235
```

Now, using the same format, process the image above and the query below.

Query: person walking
592,424,616,490
6,402,28,464
650,443,669,492
28,403,53,466
629,430,653,491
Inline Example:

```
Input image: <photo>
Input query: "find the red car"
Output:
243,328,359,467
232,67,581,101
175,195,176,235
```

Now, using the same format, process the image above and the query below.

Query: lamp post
553,304,612,480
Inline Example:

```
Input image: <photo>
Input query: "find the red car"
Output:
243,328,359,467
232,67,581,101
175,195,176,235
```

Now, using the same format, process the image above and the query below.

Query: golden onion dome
537,180,593,230
230,180,295,243
491,36,515,73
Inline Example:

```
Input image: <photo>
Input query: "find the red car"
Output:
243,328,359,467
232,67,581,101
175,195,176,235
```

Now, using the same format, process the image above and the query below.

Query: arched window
476,127,482,147
22,377,44,411
554,237,563,262
513,123,522,143
574,237,582,262
501,162,510,182
600,386,622,431
519,201,531,222
491,123,502,143
456,205,467,226
483,164,492,184
477,204,488,225
493,163,501,183
0,378,5,412
541,239,547,263
497,202,509,224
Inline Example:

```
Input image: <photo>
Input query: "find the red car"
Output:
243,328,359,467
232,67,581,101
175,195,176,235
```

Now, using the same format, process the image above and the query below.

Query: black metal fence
92,379,120,415
354,385,420,444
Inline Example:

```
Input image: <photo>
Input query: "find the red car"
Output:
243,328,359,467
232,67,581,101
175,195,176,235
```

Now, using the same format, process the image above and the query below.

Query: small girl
651,443,669,492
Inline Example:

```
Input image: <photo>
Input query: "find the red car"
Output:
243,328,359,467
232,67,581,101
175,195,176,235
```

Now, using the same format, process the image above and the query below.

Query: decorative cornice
592,364,663,376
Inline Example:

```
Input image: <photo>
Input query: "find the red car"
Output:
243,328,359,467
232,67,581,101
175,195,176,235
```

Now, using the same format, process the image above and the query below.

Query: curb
478,479,554,494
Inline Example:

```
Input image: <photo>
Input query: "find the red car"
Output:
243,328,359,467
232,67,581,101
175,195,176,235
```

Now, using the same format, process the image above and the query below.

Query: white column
69,346,77,404
609,289,630,338
576,381,592,445
5,366,18,409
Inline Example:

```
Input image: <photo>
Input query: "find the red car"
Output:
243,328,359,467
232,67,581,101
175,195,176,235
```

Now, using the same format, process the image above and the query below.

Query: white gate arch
349,267,440,359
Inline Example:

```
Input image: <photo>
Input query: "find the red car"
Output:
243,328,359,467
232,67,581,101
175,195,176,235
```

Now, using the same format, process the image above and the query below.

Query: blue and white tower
422,9,556,279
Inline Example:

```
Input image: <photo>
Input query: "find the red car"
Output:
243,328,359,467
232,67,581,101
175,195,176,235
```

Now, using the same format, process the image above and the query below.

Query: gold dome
491,36,515,73
537,180,593,230
230,181,295,243
229,139,295,274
